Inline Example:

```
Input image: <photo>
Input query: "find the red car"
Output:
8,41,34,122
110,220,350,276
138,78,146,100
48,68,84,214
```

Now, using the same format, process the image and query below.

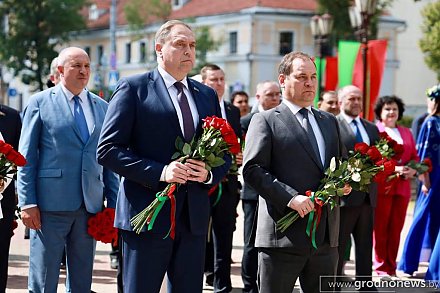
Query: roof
85,0,317,30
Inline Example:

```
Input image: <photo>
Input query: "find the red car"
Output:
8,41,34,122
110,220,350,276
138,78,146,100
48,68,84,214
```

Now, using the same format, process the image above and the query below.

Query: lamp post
310,13,333,98
349,0,377,119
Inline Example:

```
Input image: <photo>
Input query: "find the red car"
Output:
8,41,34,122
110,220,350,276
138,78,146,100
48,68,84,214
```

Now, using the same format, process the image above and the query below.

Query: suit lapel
187,78,206,135
312,108,331,168
337,116,356,148
52,85,86,143
360,118,375,144
87,92,101,144
151,69,183,138
276,103,322,169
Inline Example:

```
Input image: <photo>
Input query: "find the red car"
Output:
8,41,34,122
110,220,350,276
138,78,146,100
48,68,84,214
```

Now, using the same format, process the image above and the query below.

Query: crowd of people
0,19,439,293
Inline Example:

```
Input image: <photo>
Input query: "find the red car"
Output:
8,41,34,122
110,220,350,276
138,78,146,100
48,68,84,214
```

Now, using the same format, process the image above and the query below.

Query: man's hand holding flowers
131,116,240,237
288,194,315,219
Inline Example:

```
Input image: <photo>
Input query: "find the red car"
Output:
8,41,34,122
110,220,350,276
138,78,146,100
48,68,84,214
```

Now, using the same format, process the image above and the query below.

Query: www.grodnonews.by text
320,276,439,292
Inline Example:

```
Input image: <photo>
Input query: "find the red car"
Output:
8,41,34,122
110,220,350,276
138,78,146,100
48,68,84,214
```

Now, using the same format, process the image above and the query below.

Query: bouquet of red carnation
277,142,395,248
130,116,240,238
87,207,118,246
0,140,26,219
376,132,404,161
0,140,26,185
407,157,433,175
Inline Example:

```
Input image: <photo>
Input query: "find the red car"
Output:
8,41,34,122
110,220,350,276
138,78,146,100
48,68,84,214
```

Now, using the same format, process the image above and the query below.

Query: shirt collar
158,66,189,91
60,83,87,102
340,111,360,125
282,99,314,116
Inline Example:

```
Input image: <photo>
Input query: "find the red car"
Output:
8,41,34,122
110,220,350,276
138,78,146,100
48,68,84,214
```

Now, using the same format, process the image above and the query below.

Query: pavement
6,200,438,292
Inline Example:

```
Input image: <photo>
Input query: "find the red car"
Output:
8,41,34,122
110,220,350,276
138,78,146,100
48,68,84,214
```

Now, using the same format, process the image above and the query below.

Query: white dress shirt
61,84,95,135
158,66,199,132
219,98,227,120
340,112,371,145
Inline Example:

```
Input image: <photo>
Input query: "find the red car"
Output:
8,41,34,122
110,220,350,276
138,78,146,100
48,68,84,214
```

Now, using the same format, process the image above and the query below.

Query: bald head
57,47,91,95
256,81,281,110
338,85,363,118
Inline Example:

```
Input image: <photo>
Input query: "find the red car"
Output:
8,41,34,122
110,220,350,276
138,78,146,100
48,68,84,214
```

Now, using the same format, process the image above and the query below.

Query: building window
84,46,91,59
125,43,131,63
279,32,294,55
97,45,104,65
139,41,146,63
229,32,237,54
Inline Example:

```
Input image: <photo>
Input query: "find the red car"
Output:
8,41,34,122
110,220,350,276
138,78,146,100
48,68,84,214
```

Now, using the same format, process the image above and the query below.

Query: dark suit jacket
243,103,344,248
221,101,241,197
97,68,231,236
336,115,380,207
0,105,21,221
240,110,259,201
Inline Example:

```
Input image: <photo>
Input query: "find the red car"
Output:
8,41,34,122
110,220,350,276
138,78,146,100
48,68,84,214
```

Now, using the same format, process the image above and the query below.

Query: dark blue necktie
174,82,195,141
352,119,364,143
299,108,321,166
73,95,89,143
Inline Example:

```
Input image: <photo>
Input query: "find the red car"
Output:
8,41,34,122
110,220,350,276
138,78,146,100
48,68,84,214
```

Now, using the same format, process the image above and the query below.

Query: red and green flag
314,56,338,106
338,40,388,121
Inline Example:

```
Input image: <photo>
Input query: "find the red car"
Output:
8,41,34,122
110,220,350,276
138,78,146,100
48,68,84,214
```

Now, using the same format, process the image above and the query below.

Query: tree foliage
317,0,394,48
191,26,222,75
419,0,440,81
124,0,220,71
124,0,171,39
0,0,87,91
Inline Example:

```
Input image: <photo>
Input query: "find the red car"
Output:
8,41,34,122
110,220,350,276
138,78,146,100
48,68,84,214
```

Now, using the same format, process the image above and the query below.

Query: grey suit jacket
336,115,380,207
243,103,344,248
240,109,259,201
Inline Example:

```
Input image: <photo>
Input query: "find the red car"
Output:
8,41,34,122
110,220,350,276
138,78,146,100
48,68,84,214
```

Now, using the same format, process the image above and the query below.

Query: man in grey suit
240,80,280,293
336,85,379,286
243,52,346,292
18,47,119,292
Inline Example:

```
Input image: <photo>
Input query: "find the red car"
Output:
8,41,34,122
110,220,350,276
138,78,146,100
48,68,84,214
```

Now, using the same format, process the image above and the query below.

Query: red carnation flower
354,142,369,155
366,146,382,162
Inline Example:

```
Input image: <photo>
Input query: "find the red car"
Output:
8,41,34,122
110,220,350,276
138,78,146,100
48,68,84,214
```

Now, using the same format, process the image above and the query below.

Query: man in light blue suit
18,47,119,293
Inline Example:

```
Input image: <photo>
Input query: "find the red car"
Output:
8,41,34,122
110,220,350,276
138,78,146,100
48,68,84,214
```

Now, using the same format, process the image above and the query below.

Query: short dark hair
231,91,249,103
278,51,315,76
319,90,337,102
374,95,405,121
200,64,223,81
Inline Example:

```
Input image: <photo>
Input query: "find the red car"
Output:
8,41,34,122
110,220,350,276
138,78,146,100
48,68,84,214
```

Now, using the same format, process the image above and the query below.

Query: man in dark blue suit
97,20,231,293
201,64,242,292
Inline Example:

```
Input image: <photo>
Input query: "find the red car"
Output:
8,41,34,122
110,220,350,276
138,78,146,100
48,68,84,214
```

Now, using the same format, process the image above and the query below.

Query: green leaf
171,152,181,160
210,157,225,168
182,143,192,156
175,136,185,150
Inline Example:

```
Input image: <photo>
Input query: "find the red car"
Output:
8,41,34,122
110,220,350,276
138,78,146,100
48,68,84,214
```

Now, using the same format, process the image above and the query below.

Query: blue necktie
73,95,90,143
352,119,364,143
299,108,322,167
174,82,195,141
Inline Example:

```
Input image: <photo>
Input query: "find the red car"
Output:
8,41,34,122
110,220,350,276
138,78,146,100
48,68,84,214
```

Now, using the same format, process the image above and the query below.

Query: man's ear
278,74,285,88
155,43,162,58
57,65,64,75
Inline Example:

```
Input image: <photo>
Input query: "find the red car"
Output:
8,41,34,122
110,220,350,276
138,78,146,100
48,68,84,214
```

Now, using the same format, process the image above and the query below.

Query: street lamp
349,0,377,119
310,13,333,98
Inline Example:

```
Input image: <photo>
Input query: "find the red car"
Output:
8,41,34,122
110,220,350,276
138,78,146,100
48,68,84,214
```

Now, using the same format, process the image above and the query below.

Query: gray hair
154,20,193,46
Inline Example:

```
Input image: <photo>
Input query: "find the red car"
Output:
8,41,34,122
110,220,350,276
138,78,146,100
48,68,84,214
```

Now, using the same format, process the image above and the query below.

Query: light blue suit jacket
18,85,118,213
